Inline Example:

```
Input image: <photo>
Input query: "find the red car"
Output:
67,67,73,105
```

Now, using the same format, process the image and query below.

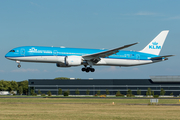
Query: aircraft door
53,50,58,56
20,49,25,56
53,50,59,62
136,54,140,60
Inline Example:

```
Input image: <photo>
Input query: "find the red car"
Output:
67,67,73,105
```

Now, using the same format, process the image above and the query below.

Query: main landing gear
82,65,95,73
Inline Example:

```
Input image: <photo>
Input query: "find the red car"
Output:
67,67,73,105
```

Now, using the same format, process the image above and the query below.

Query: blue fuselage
5,46,158,60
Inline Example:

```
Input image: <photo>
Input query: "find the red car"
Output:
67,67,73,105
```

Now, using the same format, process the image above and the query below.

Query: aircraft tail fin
139,30,169,55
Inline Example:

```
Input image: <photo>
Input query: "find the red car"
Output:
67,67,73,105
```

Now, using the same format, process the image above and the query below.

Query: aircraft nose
5,53,8,58
5,53,10,59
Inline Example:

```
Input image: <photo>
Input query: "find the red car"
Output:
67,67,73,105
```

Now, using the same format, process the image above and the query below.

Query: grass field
0,98,180,120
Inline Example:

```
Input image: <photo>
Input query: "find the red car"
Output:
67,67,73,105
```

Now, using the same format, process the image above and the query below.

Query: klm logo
29,47,37,51
149,42,161,49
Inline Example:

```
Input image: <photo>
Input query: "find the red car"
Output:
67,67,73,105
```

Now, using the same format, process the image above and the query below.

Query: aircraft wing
150,55,175,60
82,42,138,60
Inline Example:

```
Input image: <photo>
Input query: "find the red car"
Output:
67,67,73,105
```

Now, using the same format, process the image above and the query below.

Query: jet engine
56,56,82,67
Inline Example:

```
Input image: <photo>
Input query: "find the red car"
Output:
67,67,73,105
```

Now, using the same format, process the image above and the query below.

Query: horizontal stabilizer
150,55,174,60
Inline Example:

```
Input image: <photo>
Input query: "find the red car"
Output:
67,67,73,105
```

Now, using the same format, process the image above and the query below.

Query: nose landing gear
17,64,21,68
16,61,21,68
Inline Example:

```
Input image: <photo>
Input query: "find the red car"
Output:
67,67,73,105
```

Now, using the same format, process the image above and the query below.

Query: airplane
5,30,174,73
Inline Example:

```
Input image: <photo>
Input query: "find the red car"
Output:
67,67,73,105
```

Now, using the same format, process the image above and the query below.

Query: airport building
28,76,180,96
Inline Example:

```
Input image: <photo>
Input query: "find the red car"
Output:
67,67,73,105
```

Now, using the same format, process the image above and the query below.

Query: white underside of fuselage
6,56,161,67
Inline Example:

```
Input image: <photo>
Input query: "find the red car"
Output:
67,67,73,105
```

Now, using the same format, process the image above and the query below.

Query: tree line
35,88,170,97
0,80,28,95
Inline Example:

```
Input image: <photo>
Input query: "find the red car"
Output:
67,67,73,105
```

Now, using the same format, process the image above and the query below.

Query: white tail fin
139,30,169,55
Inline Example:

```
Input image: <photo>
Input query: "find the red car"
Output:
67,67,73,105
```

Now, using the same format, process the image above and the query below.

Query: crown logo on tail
152,42,158,45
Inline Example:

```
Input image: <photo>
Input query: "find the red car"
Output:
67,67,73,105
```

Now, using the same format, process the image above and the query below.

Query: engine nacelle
65,56,82,66
56,56,82,67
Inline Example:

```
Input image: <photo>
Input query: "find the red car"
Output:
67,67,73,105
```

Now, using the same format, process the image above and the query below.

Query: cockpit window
9,50,15,52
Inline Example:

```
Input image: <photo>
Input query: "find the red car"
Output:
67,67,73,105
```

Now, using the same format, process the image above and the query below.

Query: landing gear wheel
81,66,95,73
86,68,90,73
90,68,95,72
17,64,21,68
82,68,86,72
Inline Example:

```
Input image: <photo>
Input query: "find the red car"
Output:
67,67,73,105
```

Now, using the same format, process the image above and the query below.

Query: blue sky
0,0,180,81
